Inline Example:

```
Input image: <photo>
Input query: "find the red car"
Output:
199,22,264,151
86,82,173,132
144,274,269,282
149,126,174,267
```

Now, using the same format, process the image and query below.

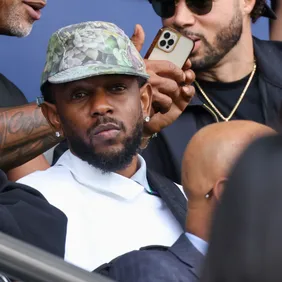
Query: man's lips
22,0,46,20
92,123,121,136
186,35,200,42
182,33,201,52
23,0,46,10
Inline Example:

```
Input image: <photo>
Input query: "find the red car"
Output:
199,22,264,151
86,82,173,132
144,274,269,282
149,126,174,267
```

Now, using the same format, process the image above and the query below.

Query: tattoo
0,134,59,171
6,107,49,137
0,104,61,170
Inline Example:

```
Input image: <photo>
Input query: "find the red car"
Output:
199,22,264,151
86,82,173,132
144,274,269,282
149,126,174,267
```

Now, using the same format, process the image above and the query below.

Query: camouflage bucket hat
41,21,149,88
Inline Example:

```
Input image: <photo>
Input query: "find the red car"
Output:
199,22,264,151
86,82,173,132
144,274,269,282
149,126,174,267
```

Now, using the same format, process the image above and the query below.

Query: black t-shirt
0,73,28,107
196,72,265,124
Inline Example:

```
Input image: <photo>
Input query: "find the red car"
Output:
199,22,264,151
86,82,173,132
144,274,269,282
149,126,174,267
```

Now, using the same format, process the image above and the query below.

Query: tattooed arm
0,103,62,172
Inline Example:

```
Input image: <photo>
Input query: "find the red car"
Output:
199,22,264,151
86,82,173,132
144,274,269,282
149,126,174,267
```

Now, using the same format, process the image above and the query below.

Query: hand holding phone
130,24,195,137
145,27,194,69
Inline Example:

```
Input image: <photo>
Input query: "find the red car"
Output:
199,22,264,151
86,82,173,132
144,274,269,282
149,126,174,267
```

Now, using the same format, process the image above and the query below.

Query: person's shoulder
0,73,13,84
0,169,67,257
113,248,179,272
107,248,193,282
17,164,72,193
0,169,41,198
254,37,282,55
0,73,27,106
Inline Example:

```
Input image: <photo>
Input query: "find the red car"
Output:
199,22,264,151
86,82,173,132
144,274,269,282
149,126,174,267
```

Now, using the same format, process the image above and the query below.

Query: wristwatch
36,96,44,107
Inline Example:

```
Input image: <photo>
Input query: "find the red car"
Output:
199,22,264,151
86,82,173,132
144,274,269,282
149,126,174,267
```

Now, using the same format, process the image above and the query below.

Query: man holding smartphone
135,0,280,184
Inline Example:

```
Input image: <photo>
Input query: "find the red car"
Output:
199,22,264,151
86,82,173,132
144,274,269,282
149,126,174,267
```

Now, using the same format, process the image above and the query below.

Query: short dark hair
41,81,54,104
41,76,147,104
251,0,266,22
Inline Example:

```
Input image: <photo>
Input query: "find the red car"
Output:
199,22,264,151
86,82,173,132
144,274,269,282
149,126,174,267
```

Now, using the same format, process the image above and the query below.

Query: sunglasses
149,0,213,18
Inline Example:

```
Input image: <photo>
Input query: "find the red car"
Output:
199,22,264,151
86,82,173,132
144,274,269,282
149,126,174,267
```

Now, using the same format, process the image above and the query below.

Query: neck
196,25,254,82
116,155,139,178
186,204,211,242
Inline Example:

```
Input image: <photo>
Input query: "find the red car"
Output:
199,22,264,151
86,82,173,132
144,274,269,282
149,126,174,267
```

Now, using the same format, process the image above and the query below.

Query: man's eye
71,92,88,100
110,84,127,92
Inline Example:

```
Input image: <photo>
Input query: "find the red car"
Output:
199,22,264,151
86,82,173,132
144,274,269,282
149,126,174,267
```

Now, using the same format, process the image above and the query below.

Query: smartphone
145,27,194,69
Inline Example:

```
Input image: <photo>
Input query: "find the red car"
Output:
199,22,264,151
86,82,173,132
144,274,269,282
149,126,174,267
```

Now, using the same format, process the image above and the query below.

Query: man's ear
140,83,152,118
213,177,228,201
41,102,64,137
243,0,256,17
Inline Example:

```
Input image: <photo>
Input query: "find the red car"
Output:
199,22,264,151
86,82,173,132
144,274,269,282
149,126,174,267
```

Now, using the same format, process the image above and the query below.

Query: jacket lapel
146,170,187,230
168,234,205,278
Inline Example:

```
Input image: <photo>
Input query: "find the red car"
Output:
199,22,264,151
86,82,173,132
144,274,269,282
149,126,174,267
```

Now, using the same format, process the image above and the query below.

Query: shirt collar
185,232,208,256
56,150,149,201
131,154,151,193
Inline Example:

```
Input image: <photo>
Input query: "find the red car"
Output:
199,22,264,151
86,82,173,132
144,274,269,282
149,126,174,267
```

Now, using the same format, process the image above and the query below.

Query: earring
205,189,213,199
55,131,61,138
144,116,150,123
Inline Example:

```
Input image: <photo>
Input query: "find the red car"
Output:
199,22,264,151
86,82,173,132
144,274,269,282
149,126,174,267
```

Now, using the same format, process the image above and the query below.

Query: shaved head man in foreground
97,120,275,282
183,120,275,242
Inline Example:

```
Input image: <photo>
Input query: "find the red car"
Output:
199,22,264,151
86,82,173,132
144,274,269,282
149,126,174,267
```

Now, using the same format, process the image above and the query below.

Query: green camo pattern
41,21,149,87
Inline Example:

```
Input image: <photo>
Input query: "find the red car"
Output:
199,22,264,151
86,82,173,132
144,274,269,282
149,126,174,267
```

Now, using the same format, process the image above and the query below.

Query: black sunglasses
148,0,213,18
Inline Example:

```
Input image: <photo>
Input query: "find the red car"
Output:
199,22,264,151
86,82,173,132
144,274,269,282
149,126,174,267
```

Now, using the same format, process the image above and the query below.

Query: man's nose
89,89,114,117
173,0,196,28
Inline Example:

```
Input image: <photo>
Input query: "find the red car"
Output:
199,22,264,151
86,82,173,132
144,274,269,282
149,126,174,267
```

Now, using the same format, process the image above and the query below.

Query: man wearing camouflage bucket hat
17,21,191,271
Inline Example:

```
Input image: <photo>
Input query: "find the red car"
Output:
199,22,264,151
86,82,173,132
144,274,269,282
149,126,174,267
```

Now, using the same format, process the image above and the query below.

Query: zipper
202,103,219,122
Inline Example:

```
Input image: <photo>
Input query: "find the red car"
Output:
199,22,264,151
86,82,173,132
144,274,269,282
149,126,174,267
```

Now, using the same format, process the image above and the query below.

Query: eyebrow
60,81,95,94
59,76,136,94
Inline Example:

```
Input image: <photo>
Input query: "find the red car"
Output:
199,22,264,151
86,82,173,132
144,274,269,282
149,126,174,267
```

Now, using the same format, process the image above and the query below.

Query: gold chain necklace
194,61,257,122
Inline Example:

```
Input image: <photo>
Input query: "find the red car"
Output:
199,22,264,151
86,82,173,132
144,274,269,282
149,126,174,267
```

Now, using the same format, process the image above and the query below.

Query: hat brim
46,64,149,85
262,3,277,19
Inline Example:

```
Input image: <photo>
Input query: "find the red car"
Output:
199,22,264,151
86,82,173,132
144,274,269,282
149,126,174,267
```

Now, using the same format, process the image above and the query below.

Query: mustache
182,30,205,41
87,116,126,136
180,28,211,47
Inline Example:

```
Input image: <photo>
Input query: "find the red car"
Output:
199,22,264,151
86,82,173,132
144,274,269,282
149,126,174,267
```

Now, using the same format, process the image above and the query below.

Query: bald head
182,121,275,200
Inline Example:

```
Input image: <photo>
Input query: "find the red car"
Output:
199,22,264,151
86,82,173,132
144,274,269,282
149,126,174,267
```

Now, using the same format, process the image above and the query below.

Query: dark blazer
0,170,67,258
95,234,204,282
143,37,282,183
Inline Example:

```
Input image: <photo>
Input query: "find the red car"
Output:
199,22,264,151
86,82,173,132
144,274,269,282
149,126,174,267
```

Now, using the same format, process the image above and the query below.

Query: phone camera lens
164,32,170,39
168,39,174,46
160,40,166,47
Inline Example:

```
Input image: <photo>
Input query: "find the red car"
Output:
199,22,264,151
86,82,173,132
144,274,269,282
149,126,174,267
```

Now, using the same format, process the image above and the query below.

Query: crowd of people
1,0,282,281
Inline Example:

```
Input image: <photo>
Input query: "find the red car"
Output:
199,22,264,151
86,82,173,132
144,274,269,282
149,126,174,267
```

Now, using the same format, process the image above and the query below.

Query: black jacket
142,37,282,183
95,234,204,282
0,169,67,258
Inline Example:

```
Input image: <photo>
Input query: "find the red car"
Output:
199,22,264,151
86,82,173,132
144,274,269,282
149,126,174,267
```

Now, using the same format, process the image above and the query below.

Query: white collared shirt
185,232,208,256
17,150,183,271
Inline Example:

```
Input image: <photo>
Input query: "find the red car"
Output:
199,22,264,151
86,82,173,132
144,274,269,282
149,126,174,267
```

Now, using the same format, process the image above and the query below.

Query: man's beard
63,114,143,174
5,2,33,37
187,8,243,71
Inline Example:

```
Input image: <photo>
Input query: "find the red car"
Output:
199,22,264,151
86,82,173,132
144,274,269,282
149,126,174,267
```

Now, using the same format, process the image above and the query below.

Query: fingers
183,59,192,71
149,72,179,95
131,24,145,52
151,92,173,115
184,69,195,85
180,84,195,104
145,59,195,115
145,60,185,85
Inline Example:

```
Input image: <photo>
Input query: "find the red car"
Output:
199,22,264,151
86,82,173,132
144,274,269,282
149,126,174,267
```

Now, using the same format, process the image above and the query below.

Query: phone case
145,27,194,69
